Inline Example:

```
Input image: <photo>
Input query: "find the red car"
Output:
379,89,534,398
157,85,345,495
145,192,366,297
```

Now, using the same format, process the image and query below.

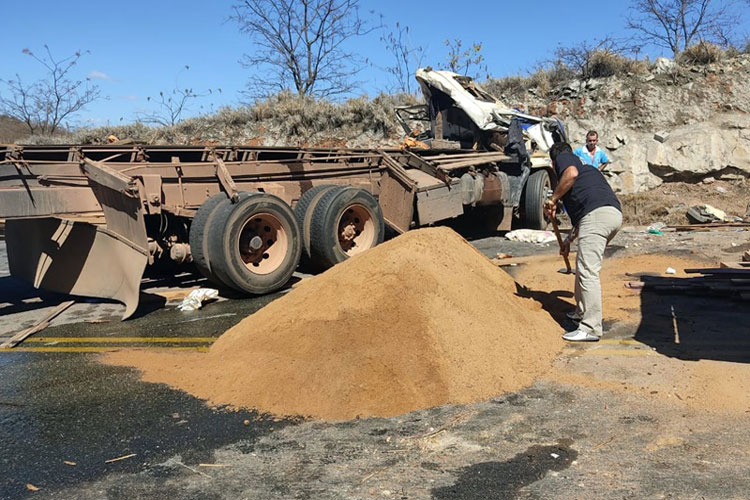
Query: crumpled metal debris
178,288,219,311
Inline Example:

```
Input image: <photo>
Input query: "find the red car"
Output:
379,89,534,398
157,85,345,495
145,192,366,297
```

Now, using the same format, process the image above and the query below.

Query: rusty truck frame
0,71,566,318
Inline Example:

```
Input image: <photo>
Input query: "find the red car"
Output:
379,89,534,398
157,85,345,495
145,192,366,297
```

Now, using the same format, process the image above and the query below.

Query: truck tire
293,184,343,260
189,193,230,284
309,187,385,271
523,169,551,230
207,193,302,294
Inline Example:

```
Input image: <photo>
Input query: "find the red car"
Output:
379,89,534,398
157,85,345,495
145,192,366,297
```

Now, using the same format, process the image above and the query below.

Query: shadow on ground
633,282,750,363
432,440,577,500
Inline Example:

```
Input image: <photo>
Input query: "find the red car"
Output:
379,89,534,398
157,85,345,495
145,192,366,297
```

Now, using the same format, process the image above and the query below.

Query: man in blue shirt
573,130,610,169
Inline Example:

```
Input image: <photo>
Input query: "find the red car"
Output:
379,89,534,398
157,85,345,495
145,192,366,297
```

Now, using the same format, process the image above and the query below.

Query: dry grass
678,42,724,65
587,50,649,78
23,92,420,146
0,115,30,143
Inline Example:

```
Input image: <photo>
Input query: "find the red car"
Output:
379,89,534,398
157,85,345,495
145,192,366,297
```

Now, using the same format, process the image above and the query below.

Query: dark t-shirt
554,151,621,226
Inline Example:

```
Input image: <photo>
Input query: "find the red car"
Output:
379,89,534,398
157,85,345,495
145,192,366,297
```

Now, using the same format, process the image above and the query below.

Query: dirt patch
511,252,750,413
510,252,707,324
103,228,564,421
620,179,748,226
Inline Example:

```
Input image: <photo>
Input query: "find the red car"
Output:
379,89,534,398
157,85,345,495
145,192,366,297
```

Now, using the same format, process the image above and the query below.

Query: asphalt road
1,233,749,500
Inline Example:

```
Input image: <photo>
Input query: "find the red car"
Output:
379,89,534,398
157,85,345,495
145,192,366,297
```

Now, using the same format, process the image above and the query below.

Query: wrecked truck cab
397,68,567,154
396,68,568,230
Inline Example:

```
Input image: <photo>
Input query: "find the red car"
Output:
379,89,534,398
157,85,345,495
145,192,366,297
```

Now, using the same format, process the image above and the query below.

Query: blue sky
1,0,748,128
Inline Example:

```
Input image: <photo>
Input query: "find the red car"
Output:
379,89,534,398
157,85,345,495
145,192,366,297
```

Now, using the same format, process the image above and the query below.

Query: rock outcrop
506,54,750,193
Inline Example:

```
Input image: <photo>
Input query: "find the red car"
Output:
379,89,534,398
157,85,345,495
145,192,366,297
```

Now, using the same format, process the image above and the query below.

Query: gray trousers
574,206,623,337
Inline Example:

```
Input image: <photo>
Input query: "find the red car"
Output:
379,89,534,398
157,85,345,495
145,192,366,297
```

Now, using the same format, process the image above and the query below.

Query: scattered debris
104,453,136,464
63,461,76,466
665,267,676,274
26,484,39,492
686,204,726,224
178,289,219,311
0,300,75,349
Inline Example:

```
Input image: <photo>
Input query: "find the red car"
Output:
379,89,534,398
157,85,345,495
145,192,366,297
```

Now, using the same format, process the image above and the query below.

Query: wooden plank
0,300,75,348
684,268,750,275
719,262,750,269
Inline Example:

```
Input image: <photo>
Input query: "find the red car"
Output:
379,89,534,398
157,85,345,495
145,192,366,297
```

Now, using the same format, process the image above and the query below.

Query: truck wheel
207,193,301,294
189,193,230,284
309,187,385,271
293,185,343,260
523,169,551,230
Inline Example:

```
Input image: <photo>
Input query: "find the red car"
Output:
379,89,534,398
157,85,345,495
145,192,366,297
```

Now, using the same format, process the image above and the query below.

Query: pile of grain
104,227,563,421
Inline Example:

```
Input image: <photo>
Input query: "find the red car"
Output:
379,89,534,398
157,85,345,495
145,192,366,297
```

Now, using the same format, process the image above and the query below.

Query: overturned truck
0,70,566,317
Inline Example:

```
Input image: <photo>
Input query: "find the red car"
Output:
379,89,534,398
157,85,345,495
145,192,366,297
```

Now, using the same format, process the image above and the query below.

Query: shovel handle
550,217,572,273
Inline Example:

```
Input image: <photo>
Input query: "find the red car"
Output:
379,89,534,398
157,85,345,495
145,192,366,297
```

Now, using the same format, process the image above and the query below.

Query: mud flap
6,218,148,319
5,158,149,319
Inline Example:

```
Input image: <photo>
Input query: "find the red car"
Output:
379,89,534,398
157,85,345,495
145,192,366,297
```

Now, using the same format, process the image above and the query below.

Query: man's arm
544,165,578,219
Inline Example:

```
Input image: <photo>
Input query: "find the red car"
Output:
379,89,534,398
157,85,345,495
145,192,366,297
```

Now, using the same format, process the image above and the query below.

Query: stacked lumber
626,263,750,301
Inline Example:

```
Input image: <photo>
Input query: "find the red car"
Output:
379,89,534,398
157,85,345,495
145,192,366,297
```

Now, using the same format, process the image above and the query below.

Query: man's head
549,141,573,165
585,130,599,151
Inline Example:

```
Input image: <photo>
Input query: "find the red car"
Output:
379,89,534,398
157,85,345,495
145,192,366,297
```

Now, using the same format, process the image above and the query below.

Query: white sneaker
566,310,582,322
562,329,600,342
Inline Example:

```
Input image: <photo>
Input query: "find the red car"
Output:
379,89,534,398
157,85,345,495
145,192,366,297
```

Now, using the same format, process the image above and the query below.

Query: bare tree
444,39,487,80
0,46,100,135
626,0,742,56
380,22,424,94
137,66,218,126
230,0,374,98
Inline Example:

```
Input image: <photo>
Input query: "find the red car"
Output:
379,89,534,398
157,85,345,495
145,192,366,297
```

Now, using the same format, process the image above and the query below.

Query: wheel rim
336,203,376,257
237,213,289,275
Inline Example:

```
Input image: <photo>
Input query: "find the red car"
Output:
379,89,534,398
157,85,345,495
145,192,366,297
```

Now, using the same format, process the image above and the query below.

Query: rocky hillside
495,55,750,194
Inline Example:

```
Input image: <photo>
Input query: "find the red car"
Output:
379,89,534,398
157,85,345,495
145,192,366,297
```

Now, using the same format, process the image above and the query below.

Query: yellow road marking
23,337,220,343
0,346,210,353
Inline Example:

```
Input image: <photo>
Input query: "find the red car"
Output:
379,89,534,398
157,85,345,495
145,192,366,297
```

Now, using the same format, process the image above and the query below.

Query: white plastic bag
178,288,219,311
505,229,557,245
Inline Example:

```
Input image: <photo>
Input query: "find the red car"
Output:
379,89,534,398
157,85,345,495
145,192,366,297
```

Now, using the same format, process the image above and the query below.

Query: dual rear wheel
190,192,301,294
294,185,385,272
189,186,385,294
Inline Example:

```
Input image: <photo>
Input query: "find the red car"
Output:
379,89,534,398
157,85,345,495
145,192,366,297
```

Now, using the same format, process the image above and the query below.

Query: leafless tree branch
626,0,742,56
0,46,100,135
380,22,424,94
230,0,375,99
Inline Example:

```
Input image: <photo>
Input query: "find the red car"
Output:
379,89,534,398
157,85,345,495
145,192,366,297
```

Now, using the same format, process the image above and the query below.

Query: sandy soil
104,228,565,421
